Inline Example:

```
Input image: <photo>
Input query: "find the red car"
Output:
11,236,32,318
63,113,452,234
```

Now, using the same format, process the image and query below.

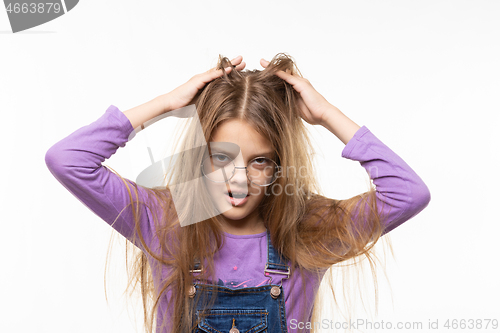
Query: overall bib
188,229,290,333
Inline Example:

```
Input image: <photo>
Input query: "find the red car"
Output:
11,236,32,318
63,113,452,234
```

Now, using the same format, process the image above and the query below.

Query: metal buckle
264,263,290,287
264,264,290,277
265,263,290,287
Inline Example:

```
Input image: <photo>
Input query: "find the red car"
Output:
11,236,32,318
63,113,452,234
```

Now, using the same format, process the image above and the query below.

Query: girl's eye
250,158,274,168
211,154,232,165
213,154,227,161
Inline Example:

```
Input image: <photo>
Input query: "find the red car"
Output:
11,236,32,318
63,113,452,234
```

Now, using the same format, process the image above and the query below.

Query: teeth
228,192,247,198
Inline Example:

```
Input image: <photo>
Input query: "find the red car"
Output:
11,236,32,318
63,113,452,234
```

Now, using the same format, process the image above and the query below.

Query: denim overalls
188,229,290,333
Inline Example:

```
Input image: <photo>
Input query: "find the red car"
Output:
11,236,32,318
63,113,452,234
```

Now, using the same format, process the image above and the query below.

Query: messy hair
104,52,391,332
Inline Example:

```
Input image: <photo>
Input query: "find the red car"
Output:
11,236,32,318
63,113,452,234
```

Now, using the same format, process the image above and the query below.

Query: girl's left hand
260,58,333,126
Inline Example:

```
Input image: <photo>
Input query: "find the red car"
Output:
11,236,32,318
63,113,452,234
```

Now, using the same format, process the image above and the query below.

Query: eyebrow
248,151,275,160
211,148,275,160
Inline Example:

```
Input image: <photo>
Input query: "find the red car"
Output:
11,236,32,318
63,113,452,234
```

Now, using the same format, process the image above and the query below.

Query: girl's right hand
163,55,246,113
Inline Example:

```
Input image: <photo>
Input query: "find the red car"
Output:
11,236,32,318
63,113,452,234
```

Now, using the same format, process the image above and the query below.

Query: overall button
188,285,196,298
230,318,239,333
270,286,281,299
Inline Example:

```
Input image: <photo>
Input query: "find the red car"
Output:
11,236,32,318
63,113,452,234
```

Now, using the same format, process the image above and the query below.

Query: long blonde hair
104,52,391,332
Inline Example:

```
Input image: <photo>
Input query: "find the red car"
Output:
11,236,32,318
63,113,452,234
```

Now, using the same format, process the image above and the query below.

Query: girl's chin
220,212,244,221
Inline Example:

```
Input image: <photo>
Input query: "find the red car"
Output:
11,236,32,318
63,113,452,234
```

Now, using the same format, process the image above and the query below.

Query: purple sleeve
341,125,431,234
44,105,160,247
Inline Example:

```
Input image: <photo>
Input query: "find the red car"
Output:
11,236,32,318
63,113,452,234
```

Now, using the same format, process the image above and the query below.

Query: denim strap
264,229,290,286
266,229,289,269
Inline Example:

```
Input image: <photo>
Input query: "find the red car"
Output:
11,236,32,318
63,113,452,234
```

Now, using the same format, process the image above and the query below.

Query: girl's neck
220,216,267,236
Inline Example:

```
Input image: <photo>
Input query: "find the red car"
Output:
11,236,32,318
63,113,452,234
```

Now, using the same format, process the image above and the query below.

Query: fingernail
224,66,232,71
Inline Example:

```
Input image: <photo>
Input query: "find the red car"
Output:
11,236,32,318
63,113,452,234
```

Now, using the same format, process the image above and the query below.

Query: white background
1,0,499,332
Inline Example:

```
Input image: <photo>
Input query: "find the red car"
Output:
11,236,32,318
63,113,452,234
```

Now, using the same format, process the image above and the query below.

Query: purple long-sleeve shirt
45,105,431,333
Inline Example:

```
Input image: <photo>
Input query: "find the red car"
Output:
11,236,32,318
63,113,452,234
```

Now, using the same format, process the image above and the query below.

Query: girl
45,53,431,333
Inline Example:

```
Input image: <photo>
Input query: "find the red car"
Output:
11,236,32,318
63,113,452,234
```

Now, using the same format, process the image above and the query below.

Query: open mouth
225,191,249,199
224,191,250,206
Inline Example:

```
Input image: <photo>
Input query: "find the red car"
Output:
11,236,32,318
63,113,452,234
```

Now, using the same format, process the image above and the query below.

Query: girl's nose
229,167,249,185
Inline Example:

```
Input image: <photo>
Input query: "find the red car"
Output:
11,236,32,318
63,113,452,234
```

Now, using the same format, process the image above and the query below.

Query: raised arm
338,124,431,234
44,103,165,248
45,56,248,248
317,102,431,233
259,57,431,234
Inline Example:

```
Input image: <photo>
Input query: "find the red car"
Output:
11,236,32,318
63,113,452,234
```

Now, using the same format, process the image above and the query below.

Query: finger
198,66,232,86
226,55,243,71
260,58,269,68
230,55,243,66
274,70,309,93
274,69,300,85
202,56,242,82
203,56,240,77
206,56,240,74
234,61,246,71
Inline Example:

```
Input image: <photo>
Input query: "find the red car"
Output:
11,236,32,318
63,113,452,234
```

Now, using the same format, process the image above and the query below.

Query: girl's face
204,119,274,224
